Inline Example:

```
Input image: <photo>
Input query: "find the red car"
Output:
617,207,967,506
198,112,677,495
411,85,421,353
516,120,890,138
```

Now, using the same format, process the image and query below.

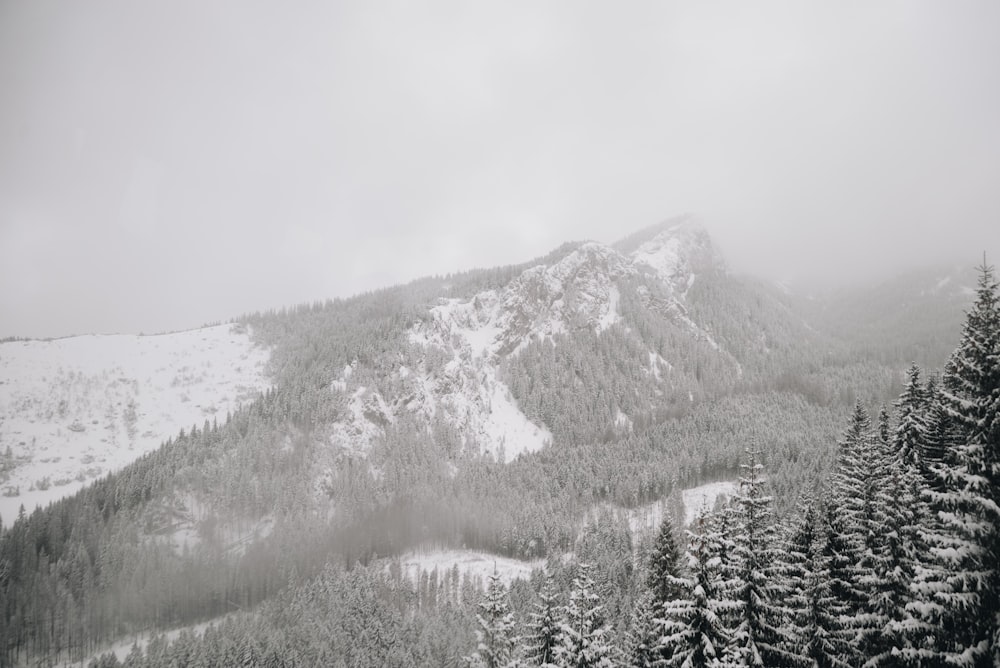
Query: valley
0,220,989,667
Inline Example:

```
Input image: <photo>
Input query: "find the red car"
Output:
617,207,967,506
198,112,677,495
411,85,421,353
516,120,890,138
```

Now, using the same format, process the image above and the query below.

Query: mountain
0,324,270,523
0,217,974,666
802,262,977,368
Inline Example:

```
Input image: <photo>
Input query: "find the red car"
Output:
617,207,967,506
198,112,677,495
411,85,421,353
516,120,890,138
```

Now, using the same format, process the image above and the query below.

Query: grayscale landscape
0,2,998,667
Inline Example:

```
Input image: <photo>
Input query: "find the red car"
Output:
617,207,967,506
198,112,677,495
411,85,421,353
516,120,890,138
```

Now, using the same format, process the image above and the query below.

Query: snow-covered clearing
393,548,544,588
0,324,270,522
681,480,738,525
56,618,221,667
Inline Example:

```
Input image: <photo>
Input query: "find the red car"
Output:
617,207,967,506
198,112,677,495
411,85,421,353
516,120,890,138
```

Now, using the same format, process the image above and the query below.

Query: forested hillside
0,221,983,667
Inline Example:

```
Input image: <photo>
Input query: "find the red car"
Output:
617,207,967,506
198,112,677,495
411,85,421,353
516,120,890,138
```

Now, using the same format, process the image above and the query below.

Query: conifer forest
2,7,999,667
1,236,998,666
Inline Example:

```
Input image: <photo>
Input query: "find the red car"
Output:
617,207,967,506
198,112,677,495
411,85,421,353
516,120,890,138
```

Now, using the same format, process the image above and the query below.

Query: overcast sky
1,1,998,337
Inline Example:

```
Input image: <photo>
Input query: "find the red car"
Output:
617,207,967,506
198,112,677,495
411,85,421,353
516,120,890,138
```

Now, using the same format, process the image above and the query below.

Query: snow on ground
55,618,222,667
0,324,270,522
681,480,738,525
394,548,544,588
413,242,632,361
629,220,725,296
633,231,686,290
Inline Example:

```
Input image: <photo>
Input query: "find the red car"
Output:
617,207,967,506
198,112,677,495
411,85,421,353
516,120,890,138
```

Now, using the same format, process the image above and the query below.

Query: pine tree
906,261,1000,666
726,448,799,667
659,512,731,668
466,571,519,668
525,573,561,667
895,364,929,469
648,514,684,607
786,500,851,668
860,409,914,667
552,562,615,668
627,513,686,666
626,591,663,668
819,503,862,667
829,401,875,658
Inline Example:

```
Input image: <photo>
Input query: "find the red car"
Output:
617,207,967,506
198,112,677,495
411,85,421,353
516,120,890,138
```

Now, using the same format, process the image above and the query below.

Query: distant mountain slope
802,263,976,368
0,324,270,522
2,216,972,666
303,218,823,476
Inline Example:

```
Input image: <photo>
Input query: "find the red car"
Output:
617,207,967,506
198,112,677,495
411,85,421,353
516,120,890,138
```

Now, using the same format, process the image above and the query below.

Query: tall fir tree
552,562,616,668
726,448,800,667
627,591,664,668
525,572,562,668
895,364,929,469
786,500,851,668
820,503,863,667
861,407,914,667
648,515,684,608
629,512,686,666
829,401,876,658
659,512,731,668
907,261,1000,666
466,571,519,668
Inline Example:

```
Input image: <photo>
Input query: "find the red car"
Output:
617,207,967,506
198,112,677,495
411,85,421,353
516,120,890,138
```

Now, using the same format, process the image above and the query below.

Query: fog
1,1,998,337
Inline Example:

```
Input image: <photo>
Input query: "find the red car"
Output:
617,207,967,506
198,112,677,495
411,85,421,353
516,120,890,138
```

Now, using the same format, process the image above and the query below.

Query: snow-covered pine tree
706,498,739,634
727,448,800,667
786,500,851,668
552,562,616,668
906,261,1000,666
895,364,929,469
829,401,876,658
626,591,663,668
659,511,731,668
921,375,960,480
647,514,684,608
466,571,519,668
525,572,561,668
860,407,915,667
627,513,685,666
819,502,863,667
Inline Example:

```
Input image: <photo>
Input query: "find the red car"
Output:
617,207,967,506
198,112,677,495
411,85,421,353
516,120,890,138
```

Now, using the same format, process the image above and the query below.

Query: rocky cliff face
318,220,733,467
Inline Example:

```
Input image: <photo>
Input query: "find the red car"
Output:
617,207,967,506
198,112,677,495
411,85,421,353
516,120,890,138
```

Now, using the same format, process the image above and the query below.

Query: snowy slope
631,219,725,297
56,618,223,667
681,480,738,525
315,223,732,466
0,324,270,522
392,548,544,589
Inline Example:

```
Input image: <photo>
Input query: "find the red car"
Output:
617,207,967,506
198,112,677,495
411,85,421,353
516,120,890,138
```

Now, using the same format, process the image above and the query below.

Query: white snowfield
681,480,738,525
393,548,545,589
56,618,220,667
0,324,270,523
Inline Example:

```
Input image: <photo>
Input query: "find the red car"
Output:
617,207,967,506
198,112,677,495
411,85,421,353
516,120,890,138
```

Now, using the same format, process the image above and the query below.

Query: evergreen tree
525,573,561,667
894,364,929,469
829,401,875,657
466,571,519,668
626,591,663,668
907,261,1000,666
863,409,918,667
659,512,731,668
786,500,851,668
627,512,686,666
727,448,799,667
820,504,862,667
647,514,684,607
552,562,615,668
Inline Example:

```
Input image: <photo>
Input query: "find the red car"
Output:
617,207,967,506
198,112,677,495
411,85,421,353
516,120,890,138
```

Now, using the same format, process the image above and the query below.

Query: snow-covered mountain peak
630,219,725,295
323,222,736,466
414,241,634,362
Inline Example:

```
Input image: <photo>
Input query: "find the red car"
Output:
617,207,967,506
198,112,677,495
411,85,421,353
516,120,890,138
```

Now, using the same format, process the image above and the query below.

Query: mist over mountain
1,217,993,666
